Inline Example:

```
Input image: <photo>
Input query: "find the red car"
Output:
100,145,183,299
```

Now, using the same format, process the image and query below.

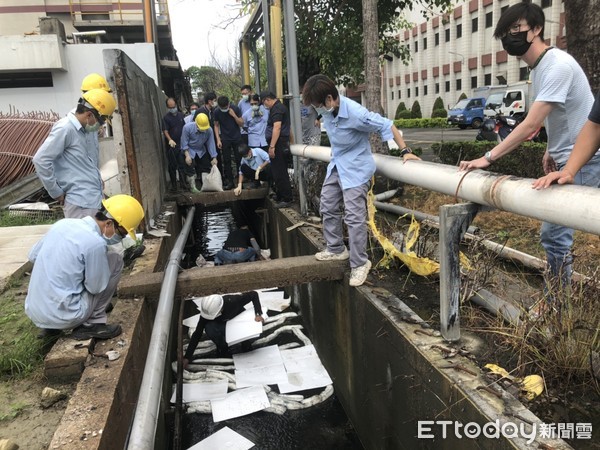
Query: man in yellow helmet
180,112,219,193
33,88,116,218
25,195,144,340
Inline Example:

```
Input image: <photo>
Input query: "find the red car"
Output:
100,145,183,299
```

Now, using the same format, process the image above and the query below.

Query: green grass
0,401,29,421
0,210,57,227
0,287,46,379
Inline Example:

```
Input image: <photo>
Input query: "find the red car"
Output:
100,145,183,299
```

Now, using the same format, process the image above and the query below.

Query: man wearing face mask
213,96,244,190
241,94,269,150
181,113,219,193
234,143,272,195
162,98,187,192
25,195,144,340
260,91,294,208
302,74,420,287
185,102,200,124
238,85,254,145
458,2,600,297
33,89,116,219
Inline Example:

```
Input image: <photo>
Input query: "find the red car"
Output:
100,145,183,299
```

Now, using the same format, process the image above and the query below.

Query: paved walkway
0,225,51,287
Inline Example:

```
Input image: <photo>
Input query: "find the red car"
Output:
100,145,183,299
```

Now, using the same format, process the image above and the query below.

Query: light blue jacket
181,122,217,159
239,148,270,175
321,95,394,189
242,106,269,148
25,217,111,329
33,113,103,209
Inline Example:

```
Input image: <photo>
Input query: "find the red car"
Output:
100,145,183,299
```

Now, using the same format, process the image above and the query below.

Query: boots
187,175,200,194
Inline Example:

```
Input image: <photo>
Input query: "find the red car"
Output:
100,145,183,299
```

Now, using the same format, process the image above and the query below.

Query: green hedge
432,141,547,178
394,118,452,128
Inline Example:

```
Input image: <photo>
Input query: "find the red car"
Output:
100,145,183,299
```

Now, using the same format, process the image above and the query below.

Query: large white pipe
291,145,600,236
127,207,195,450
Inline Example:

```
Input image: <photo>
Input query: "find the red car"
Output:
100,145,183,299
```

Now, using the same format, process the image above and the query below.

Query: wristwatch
399,146,412,157
484,151,493,163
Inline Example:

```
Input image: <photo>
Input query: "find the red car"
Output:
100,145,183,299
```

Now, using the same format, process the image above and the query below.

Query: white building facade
382,0,564,118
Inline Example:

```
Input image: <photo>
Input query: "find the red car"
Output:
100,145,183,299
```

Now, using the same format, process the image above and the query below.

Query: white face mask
251,104,259,111
85,122,101,133
242,94,249,101
220,107,229,113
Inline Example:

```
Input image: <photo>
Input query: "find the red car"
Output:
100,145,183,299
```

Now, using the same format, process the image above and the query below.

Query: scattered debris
40,387,66,408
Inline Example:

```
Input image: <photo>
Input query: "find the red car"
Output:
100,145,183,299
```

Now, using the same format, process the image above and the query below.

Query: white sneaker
315,247,349,261
349,260,372,287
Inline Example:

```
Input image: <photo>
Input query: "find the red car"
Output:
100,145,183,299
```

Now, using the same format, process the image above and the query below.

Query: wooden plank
118,255,347,298
165,186,268,206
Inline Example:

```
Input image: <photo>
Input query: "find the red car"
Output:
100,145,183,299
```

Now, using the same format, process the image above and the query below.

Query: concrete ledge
44,338,92,381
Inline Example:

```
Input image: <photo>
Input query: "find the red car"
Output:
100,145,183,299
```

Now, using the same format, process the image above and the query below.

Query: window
414,41,418,52
519,66,529,81
435,83,440,94
541,0,552,8
398,90,401,99
456,24,462,39
424,85,428,96
456,79,462,91
472,17,478,33
407,88,411,98
435,32,439,46
485,12,493,28
471,76,478,89
445,28,450,42
445,81,450,92
423,37,427,50
484,73,492,85
0,72,53,88
501,6,509,14
391,91,394,100
415,86,419,97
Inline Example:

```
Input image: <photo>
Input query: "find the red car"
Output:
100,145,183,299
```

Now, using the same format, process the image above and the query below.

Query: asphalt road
401,127,479,161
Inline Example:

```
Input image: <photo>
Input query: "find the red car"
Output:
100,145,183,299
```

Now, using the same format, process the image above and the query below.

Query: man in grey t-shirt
459,3,600,295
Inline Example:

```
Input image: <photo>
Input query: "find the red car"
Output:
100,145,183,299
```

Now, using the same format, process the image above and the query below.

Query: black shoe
223,182,233,191
71,323,122,341
37,328,61,339
274,200,293,209
105,302,114,313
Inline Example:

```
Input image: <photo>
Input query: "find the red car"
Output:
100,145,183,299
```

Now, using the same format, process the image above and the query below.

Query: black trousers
269,137,292,202
183,151,212,177
220,139,240,184
240,164,273,185
166,147,186,186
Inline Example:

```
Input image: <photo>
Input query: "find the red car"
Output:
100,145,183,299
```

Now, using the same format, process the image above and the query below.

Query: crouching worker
234,143,272,196
214,225,262,265
183,292,264,367
25,194,144,340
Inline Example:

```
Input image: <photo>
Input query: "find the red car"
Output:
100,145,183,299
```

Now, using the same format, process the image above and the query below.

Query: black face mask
501,30,532,56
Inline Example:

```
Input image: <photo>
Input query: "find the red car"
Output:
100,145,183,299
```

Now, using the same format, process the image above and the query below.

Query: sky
168,0,248,70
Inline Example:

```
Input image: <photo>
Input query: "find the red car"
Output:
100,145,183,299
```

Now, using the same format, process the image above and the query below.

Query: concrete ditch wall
269,205,570,450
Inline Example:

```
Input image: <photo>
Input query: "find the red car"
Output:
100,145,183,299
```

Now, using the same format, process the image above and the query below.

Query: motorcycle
476,110,546,143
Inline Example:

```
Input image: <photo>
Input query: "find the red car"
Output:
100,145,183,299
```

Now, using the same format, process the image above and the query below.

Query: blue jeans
214,248,257,265
540,157,600,286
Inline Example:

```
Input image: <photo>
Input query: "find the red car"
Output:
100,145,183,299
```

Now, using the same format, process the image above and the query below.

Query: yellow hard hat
101,194,144,240
195,113,210,131
81,73,112,92
81,88,116,118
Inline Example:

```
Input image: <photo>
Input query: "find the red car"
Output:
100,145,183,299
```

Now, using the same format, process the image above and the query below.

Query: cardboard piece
186,426,254,450
226,309,263,345
211,386,270,422
277,345,333,394
170,380,228,403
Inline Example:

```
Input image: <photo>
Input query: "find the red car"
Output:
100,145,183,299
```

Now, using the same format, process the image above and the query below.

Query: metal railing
68,0,169,24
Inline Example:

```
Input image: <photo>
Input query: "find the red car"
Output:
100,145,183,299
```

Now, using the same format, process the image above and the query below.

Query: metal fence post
439,202,480,342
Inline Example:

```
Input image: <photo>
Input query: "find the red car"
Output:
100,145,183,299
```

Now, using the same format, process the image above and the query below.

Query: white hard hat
199,295,223,320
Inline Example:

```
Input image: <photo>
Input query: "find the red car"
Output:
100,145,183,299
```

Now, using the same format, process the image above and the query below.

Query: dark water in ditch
175,205,363,449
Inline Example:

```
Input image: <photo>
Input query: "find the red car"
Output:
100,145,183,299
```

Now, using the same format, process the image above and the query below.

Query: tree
411,100,422,118
242,0,452,86
564,1,599,92
431,96,447,118
395,102,408,119
185,65,241,103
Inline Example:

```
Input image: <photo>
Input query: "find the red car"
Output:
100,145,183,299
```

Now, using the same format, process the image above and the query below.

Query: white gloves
168,139,176,148
255,167,261,180
185,155,192,166
234,185,242,196
211,158,218,166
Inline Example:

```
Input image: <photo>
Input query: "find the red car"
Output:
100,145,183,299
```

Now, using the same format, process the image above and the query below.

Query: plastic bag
201,165,223,192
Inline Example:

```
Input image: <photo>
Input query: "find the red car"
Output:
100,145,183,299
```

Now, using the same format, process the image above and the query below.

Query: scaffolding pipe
127,206,196,450
290,145,600,236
